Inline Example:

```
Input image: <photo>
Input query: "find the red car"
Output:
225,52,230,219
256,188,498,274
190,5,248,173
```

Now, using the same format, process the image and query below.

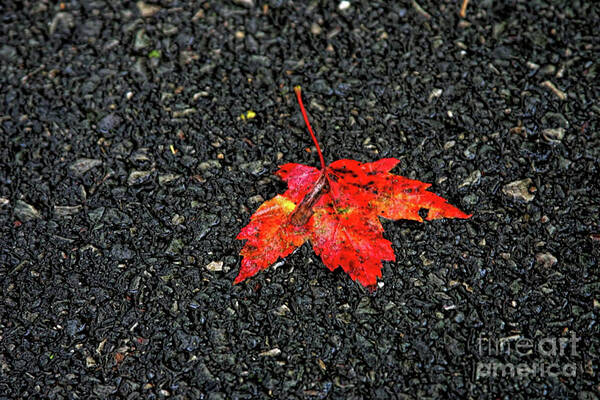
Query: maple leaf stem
289,171,329,226
294,86,326,171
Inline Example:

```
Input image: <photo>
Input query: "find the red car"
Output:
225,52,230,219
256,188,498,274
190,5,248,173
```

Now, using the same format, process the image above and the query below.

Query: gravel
1,0,599,399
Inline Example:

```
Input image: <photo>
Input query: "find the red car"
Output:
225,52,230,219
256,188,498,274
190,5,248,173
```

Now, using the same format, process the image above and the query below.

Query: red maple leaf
235,87,471,287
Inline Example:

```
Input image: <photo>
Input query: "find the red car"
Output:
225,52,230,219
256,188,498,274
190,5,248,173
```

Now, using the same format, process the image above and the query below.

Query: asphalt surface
1,0,599,399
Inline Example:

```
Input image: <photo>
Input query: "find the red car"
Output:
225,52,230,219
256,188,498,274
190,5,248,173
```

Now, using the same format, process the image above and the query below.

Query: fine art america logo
476,332,580,379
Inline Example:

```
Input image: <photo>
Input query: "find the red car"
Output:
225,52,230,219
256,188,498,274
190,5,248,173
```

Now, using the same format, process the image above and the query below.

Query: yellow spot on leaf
336,207,351,215
274,196,296,214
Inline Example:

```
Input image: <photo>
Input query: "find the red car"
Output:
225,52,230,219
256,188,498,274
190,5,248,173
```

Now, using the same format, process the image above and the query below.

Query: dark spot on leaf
418,208,429,220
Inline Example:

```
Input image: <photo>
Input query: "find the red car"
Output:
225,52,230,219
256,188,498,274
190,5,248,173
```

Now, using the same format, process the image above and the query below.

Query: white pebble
205,261,224,272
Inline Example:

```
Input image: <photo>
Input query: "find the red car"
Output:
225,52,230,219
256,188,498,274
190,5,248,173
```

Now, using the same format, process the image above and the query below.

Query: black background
1,0,599,398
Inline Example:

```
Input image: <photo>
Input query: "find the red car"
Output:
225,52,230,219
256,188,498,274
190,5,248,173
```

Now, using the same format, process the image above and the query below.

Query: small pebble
502,178,535,202
273,305,291,316
69,158,102,176
542,127,565,143
444,141,455,150
338,1,351,10
458,170,481,189
15,200,41,221
54,205,82,217
541,80,567,100
127,170,152,186
311,23,322,35
134,29,151,51
259,348,281,357
535,252,557,268
233,0,254,7
171,214,185,225
248,195,265,206
86,356,97,368
97,113,121,134
205,261,224,272
136,1,161,17
428,88,442,101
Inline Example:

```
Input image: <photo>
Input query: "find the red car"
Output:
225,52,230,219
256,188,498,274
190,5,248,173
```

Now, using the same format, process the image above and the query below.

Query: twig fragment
541,80,567,100
459,0,470,18
412,0,431,20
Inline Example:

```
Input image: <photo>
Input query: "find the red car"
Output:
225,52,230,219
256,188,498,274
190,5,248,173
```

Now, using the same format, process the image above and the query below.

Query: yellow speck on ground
240,110,256,120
